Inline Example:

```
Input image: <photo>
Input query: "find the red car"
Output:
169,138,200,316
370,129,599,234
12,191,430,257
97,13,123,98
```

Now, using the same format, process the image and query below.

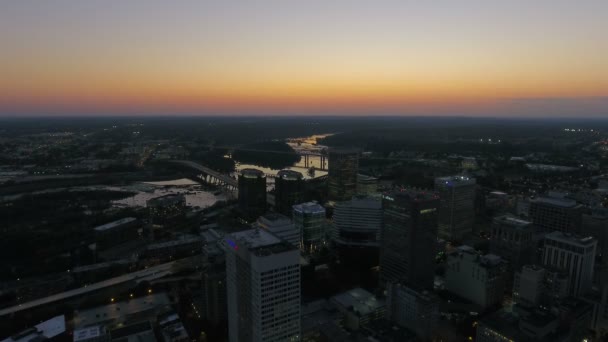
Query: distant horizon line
1,114,607,121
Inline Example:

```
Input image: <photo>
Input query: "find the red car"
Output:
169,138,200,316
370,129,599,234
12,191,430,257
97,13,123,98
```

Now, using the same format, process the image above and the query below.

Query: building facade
356,174,378,196
489,215,536,267
223,229,301,342
541,231,596,297
274,170,304,217
293,202,326,253
513,264,569,308
332,196,382,248
434,175,477,241
445,246,507,309
380,190,439,290
327,148,359,202
529,195,583,234
238,168,267,222
386,282,439,341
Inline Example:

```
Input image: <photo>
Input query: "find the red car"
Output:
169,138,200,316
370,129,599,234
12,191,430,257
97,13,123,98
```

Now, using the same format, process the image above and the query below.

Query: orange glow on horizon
1,2,607,116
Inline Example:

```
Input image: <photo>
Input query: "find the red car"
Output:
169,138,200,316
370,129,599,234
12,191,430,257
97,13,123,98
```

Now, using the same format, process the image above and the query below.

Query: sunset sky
1,1,607,117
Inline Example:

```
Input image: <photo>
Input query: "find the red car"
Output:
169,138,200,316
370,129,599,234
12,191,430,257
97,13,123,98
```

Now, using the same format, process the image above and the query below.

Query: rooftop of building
110,321,154,342
452,245,504,267
277,169,303,180
435,175,476,186
225,229,295,255
201,228,222,244
383,189,439,202
530,195,578,208
293,201,326,214
331,287,385,317
240,168,265,179
482,306,562,342
335,196,382,209
146,193,185,205
4,315,66,342
257,212,292,225
93,217,138,232
357,174,378,182
493,215,532,228
545,231,596,247
146,235,201,250
389,282,437,302
521,264,546,273
73,325,105,342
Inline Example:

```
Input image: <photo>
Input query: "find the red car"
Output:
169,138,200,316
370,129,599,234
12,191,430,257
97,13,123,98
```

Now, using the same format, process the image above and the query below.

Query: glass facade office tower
434,175,476,241
293,202,326,253
380,190,439,290
274,170,304,217
223,229,301,342
327,148,359,202
238,168,267,221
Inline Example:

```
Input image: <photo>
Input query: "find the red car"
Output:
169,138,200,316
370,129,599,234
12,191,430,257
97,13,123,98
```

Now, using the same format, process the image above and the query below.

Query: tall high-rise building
327,148,359,202
434,175,476,241
274,170,304,217
333,196,382,248
255,213,300,248
223,229,301,342
489,215,536,267
293,202,326,253
201,229,227,325
380,190,439,289
238,169,267,221
445,246,507,309
333,196,382,270
530,195,583,234
542,231,596,297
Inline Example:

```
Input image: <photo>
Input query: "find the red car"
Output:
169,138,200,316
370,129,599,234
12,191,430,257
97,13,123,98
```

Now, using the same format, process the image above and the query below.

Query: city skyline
1,1,607,118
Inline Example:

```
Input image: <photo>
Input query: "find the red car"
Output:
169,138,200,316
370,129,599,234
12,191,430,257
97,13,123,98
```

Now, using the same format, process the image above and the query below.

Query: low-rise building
330,287,385,331
445,246,507,309
386,283,438,340
93,217,141,250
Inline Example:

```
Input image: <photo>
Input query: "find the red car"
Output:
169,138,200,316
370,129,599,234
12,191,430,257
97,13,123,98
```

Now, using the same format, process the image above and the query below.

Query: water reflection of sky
232,134,330,186
113,178,225,208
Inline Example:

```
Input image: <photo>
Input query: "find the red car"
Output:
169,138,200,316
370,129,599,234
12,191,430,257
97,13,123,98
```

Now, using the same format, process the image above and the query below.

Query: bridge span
170,160,237,190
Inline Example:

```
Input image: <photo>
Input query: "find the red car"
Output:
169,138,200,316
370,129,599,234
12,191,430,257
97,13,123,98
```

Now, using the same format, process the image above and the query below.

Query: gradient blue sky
1,1,607,117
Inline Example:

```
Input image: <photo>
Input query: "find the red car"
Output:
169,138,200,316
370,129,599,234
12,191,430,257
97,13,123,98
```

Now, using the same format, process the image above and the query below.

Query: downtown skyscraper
434,175,476,241
327,148,359,202
380,190,439,290
223,229,301,342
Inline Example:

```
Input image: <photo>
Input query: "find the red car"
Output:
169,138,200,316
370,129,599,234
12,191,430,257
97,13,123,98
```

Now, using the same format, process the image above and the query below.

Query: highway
0,261,177,316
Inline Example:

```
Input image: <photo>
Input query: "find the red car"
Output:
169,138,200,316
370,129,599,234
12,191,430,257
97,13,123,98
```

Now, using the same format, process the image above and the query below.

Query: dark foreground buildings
238,168,267,221
380,190,439,290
